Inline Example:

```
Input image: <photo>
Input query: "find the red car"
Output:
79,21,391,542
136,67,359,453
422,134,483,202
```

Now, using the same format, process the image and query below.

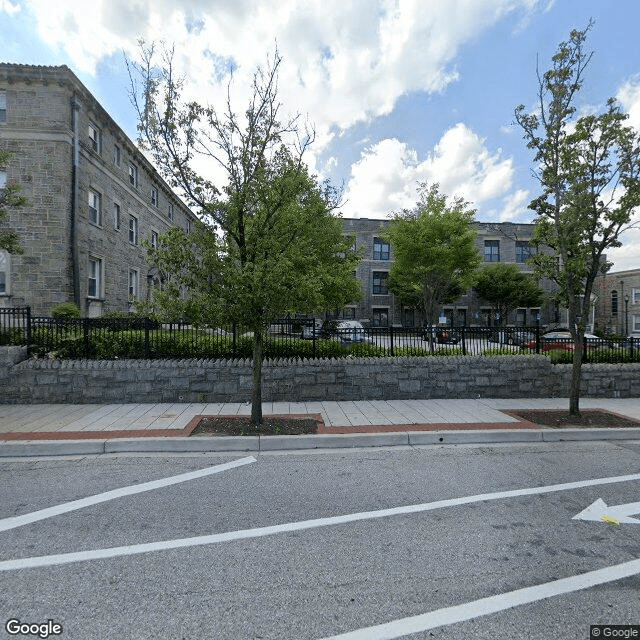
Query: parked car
335,320,366,343
488,328,535,346
301,319,323,340
421,326,460,344
522,331,611,352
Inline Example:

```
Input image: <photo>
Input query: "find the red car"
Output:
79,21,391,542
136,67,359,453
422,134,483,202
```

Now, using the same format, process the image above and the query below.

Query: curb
1,427,640,457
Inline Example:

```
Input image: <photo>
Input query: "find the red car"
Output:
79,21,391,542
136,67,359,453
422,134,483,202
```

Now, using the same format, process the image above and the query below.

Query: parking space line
320,557,640,639
0,456,256,533
2,470,639,572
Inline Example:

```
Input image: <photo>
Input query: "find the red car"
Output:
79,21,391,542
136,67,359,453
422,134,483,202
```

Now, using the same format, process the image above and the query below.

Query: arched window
611,290,618,315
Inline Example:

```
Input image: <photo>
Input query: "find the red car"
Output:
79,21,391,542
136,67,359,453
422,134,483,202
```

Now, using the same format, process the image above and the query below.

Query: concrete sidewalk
1,398,640,457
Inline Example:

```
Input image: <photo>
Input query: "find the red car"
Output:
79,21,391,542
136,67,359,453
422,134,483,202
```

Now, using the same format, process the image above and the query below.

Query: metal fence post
83,318,90,358
461,326,467,355
389,324,394,357
144,317,150,359
312,322,316,358
25,306,32,355
232,322,237,358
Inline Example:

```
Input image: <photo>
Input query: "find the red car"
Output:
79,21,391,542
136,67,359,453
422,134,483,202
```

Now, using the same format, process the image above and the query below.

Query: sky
2,0,640,270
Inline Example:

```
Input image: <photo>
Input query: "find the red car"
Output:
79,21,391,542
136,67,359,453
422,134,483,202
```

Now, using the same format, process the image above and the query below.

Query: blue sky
2,0,640,269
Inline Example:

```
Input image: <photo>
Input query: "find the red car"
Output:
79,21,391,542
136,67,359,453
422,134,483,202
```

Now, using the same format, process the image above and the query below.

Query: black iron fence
1,308,639,362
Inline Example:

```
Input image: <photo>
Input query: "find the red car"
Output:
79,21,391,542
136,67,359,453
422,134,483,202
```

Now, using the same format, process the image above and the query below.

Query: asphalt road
1,441,640,640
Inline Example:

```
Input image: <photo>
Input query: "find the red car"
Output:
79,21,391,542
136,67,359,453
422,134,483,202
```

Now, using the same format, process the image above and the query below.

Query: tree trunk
569,337,583,416
251,328,264,426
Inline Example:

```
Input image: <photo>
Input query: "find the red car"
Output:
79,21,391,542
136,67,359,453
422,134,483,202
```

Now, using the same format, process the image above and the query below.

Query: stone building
593,269,640,337
339,218,557,328
0,63,198,316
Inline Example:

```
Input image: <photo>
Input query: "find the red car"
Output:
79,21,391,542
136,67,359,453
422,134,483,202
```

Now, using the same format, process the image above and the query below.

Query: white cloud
341,123,516,218
0,0,21,15
617,77,640,132
19,0,546,153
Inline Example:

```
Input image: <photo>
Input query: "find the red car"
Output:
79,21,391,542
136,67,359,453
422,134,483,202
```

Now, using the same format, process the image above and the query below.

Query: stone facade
0,349,636,403
0,64,198,316
593,269,640,337
340,218,557,327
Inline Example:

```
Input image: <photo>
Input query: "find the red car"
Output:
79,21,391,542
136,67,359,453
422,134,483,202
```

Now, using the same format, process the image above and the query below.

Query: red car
522,331,610,352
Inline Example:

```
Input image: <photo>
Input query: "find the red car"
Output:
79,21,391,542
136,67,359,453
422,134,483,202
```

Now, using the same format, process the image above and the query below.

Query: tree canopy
129,46,361,424
515,23,640,414
474,263,545,326
0,150,26,254
384,183,480,327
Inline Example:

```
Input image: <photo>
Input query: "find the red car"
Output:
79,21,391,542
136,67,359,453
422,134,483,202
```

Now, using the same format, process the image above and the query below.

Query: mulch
189,408,640,436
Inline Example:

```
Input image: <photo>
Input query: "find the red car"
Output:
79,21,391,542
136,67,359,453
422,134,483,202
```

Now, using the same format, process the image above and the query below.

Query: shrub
0,327,24,346
50,302,81,319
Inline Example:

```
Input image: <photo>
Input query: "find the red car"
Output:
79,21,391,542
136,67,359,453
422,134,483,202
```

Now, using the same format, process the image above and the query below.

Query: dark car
488,328,535,346
421,326,460,344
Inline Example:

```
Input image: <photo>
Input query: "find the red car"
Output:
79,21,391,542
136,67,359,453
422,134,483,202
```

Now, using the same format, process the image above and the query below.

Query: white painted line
2,470,639,571
0,456,256,533
319,557,640,639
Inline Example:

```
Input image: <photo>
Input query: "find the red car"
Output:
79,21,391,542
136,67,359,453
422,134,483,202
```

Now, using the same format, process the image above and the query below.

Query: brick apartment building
0,63,198,316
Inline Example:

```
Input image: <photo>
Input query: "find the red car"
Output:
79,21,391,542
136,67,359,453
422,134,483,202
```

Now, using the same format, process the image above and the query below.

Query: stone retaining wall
1,348,638,403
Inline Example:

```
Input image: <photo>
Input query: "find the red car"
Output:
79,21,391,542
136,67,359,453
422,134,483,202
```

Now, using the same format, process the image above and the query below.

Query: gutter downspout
70,96,81,308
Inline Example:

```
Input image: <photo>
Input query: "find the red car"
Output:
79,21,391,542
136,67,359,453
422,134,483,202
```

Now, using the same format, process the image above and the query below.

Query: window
373,237,390,260
88,257,103,298
150,230,159,250
0,169,6,197
167,203,174,221
342,307,356,320
611,290,618,315
186,219,192,234
128,268,139,299
372,271,388,295
0,90,6,123
484,240,500,262
0,250,9,294
516,241,533,263
372,308,389,327
113,144,121,167
128,215,138,245
88,189,102,226
516,308,526,326
128,163,138,187
113,202,121,230
634,289,640,305
88,122,100,152
634,315,640,332
402,308,414,328
151,186,158,207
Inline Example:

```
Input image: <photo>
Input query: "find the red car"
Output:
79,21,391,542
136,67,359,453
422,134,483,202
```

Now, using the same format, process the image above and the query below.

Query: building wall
0,64,197,316
593,269,640,336
341,218,556,327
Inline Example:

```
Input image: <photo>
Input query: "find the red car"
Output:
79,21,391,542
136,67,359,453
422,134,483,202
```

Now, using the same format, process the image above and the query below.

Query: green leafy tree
474,263,545,326
128,46,361,425
515,24,640,415
0,150,27,254
384,184,480,339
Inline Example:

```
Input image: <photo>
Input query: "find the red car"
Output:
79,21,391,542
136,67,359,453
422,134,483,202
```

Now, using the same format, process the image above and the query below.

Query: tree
128,46,361,425
384,184,480,337
474,263,545,326
515,24,640,415
0,150,26,254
